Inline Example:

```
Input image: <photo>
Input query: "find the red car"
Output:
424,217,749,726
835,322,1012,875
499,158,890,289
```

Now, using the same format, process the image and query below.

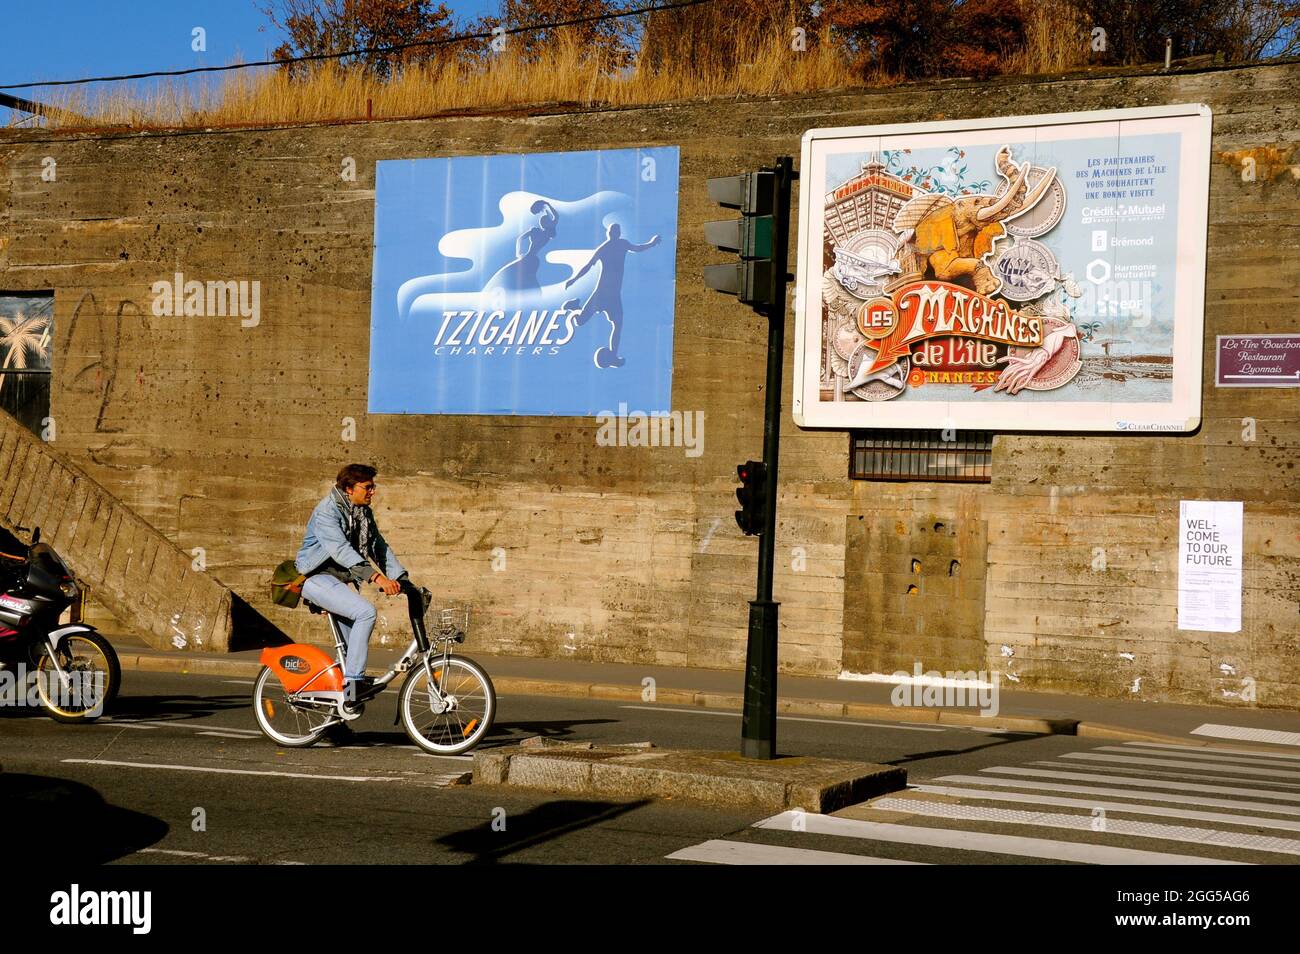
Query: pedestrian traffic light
735,460,767,535
704,171,780,310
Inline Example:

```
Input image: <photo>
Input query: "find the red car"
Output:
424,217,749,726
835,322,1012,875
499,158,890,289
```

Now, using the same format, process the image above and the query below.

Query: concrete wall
1,59,1296,705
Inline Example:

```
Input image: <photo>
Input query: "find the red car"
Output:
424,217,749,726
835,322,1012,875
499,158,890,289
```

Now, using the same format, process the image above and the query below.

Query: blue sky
0,0,499,123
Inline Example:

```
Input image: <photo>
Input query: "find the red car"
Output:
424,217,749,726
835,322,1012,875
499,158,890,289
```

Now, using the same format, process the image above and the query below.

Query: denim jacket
295,491,406,583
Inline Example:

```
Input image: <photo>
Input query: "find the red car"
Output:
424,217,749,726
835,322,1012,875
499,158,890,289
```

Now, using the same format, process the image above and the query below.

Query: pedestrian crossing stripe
931,773,1300,817
666,737,1300,866
869,796,1300,855
1191,723,1300,748
1122,741,1300,764
749,811,1247,865
667,840,925,865
1059,751,1300,780
912,783,1300,832
1028,760,1300,791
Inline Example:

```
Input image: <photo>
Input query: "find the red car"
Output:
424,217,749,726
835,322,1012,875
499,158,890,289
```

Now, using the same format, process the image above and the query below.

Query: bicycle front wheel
252,666,331,747
399,655,495,755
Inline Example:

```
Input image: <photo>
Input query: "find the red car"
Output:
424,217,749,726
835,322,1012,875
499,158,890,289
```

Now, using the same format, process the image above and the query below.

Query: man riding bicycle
295,464,406,706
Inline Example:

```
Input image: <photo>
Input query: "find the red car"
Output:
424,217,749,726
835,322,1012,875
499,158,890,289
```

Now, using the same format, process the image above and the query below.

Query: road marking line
1098,744,1300,768
1192,724,1300,748
139,848,252,863
667,840,924,865
62,758,407,783
913,784,1300,832
223,680,257,686
618,705,945,732
985,765,1300,802
198,731,259,739
96,722,157,730
933,774,1300,817
1060,752,1300,779
868,797,1300,856
138,847,306,865
753,812,1247,865
96,719,262,737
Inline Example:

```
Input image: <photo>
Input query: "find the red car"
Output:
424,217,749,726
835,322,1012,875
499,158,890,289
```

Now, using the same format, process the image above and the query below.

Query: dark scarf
331,486,378,564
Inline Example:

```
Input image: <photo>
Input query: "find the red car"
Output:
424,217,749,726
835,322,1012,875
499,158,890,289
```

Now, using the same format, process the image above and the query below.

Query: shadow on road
884,731,1047,768
481,719,618,746
100,693,249,724
434,798,651,863
0,771,168,863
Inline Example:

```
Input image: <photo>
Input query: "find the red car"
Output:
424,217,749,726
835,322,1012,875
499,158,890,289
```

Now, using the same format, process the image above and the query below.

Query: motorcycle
0,525,119,723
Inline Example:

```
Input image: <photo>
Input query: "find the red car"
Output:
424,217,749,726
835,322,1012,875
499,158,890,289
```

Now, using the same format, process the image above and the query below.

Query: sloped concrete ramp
0,412,245,651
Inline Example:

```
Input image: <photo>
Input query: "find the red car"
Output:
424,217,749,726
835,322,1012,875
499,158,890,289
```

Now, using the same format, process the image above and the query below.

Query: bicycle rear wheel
252,666,331,747
399,655,495,755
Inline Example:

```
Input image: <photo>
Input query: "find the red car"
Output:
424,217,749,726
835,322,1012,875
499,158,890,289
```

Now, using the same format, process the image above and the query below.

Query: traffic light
704,171,780,310
735,460,767,535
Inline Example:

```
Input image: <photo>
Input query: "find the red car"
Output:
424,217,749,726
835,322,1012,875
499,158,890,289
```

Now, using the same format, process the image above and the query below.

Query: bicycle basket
430,601,471,640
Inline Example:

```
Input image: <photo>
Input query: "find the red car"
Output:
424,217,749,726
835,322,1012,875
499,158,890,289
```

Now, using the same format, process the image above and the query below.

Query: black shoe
345,676,383,703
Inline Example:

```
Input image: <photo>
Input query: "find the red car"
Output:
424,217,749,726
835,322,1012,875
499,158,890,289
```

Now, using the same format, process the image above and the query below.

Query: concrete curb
473,740,908,812
118,652,1076,735
123,654,263,678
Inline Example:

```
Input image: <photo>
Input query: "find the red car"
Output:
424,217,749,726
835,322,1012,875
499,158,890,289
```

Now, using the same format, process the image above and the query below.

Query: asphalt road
3,669,1298,866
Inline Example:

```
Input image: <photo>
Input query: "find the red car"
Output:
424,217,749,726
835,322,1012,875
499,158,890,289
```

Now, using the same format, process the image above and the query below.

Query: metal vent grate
850,430,993,482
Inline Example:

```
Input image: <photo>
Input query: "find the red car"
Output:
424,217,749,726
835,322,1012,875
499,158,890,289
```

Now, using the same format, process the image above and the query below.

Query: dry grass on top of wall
33,31,852,130
25,3,1102,131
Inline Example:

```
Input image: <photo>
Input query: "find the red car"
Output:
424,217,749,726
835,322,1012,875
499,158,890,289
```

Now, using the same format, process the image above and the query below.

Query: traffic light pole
741,155,794,761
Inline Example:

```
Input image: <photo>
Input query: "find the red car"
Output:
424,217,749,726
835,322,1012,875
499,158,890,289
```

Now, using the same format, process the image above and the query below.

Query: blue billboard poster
369,146,680,415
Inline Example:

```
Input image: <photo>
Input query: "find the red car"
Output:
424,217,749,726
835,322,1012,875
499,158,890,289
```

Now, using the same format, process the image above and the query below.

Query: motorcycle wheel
35,631,120,724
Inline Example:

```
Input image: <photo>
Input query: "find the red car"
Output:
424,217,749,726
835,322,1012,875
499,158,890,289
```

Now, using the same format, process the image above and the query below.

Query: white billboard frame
793,103,1212,432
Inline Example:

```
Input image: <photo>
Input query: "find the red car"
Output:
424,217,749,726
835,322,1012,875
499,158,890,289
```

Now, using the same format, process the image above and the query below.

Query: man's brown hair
336,463,377,491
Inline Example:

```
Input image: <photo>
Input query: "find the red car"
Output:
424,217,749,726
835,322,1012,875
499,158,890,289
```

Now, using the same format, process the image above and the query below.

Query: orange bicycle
253,582,494,755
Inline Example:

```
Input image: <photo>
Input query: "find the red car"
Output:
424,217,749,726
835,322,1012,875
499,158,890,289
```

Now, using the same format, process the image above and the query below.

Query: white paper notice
1177,501,1243,633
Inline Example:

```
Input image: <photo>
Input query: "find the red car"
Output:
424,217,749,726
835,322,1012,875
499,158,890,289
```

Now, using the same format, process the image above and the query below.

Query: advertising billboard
793,104,1212,432
370,146,680,415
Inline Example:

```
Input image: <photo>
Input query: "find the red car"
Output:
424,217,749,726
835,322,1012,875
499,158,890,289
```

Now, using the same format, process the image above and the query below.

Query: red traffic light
735,460,767,536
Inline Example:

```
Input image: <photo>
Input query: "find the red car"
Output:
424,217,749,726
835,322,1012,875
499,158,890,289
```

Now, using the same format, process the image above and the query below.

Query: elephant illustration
892,146,1057,297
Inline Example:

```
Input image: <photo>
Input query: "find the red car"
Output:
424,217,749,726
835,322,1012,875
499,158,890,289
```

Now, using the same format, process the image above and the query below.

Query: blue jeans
301,574,376,682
